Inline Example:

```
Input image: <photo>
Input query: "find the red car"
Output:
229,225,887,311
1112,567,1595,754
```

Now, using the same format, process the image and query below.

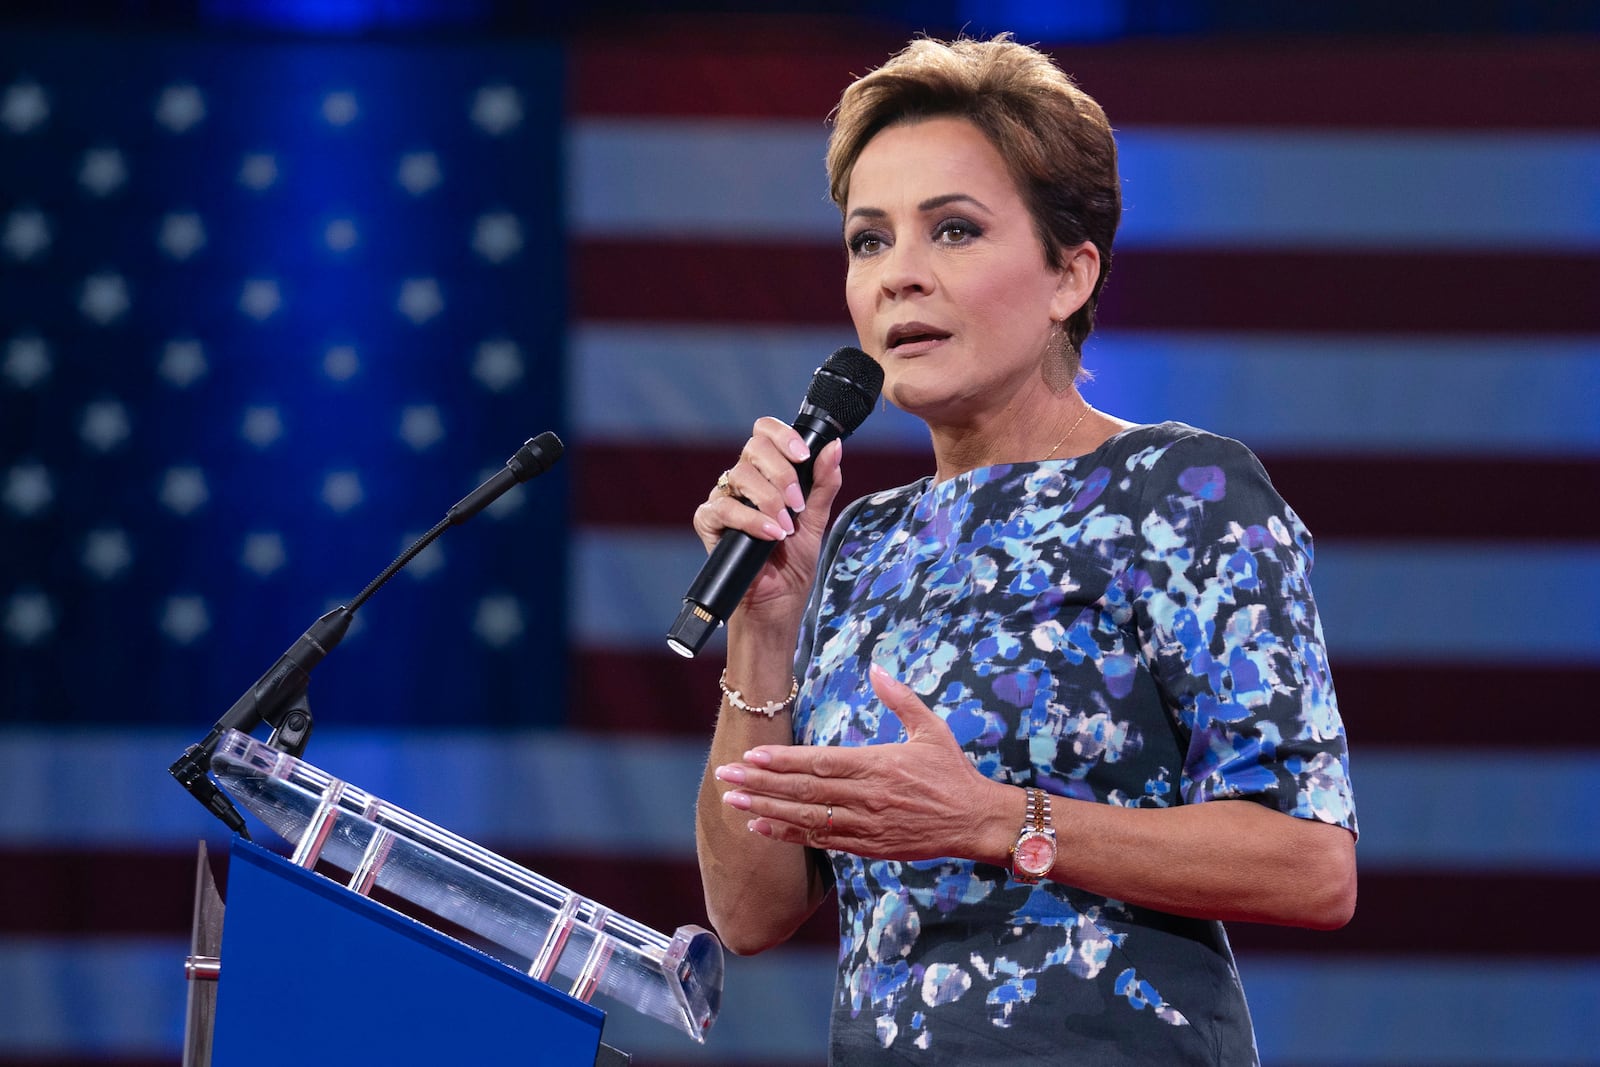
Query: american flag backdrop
3,15,1599,1067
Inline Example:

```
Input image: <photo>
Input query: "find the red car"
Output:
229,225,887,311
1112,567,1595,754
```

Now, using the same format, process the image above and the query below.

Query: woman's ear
1049,240,1101,323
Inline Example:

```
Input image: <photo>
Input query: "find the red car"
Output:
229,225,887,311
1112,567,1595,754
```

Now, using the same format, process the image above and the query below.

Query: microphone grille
806,347,884,435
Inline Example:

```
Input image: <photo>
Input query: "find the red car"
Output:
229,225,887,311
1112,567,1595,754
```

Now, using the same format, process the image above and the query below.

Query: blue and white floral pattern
793,423,1357,1064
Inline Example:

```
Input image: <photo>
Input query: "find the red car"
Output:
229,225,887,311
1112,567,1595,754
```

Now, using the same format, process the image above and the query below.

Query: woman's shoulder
1091,420,1260,470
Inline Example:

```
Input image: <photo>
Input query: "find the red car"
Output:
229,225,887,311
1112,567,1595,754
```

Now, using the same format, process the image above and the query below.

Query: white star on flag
323,344,360,381
3,335,51,389
155,83,206,133
3,463,53,517
471,85,523,136
240,405,284,448
473,593,525,648
1,80,49,134
472,338,523,392
158,466,209,516
473,211,523,263
401,533,445,580
82,528,134,581
399,405,445,451
238,152,278,191
3,208,51,261
158,212,206,260
158,340,207,388
397,151,442,195
160,595,210,645
322,471,364,512
239,278,282,320
398,278,444,324
79,273,131,325
241,532,288,577
322,90,359,126
324,217,359,252
78,147,128,197
4,591,56,645
80,399,132,452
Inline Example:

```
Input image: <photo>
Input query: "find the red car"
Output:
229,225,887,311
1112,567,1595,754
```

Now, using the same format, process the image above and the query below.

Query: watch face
1016,831,1056,877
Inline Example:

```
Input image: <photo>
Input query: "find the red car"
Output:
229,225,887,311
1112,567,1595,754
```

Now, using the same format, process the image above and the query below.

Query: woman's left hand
713,664,1013,864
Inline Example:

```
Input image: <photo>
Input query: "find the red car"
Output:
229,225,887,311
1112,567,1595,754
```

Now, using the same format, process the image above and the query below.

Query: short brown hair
826,35,1121,362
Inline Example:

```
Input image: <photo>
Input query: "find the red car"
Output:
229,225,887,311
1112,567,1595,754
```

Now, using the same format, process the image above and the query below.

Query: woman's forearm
695,611,829,954
1040,796,1356,929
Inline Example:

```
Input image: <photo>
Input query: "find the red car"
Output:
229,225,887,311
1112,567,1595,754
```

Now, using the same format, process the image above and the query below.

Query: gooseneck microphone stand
168,432,564,836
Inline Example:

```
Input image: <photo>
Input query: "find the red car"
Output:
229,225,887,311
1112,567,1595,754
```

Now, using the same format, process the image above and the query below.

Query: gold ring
714,470,734,497
825,804,834,831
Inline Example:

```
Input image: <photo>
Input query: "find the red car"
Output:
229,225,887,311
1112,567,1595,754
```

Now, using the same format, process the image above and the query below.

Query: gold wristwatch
1009,787,1057,884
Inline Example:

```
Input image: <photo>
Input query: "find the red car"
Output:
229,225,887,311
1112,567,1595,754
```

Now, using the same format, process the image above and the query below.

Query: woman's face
843,116,1088,425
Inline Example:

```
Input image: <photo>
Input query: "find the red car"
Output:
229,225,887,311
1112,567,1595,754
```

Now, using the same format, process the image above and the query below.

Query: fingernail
785,484,807,513
722,791,751,810
714,764,745,784
742,749,772,765
870,663,890,682
779,510,796,535
788,439,811,462
762,521,787,540
748,818,772,837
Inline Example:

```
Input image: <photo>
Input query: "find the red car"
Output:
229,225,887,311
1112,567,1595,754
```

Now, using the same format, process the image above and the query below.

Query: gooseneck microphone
446,431,564,525
170,431,564,835
667,347,883,658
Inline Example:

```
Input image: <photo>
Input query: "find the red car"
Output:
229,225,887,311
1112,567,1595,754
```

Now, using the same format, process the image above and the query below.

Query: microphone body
668,348,882,658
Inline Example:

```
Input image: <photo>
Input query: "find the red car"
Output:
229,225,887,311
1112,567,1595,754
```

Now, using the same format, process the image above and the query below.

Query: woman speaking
691,34,1357,1064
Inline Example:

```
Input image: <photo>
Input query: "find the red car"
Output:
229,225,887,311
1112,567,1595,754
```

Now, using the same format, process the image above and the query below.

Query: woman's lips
886,323,952,355
887,334,948,356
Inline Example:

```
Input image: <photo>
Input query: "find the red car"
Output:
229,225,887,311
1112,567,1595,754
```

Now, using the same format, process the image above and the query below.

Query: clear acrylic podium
184,729,723,1066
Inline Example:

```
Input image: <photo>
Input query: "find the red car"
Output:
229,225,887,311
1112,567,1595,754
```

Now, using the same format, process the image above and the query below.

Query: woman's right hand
692,417,845,621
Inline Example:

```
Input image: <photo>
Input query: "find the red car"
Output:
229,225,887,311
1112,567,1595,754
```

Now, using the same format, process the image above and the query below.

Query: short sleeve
1124,432,1357,835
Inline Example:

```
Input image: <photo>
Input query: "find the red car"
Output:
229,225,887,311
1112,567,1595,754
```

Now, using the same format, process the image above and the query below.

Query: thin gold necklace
1043,401,1094,460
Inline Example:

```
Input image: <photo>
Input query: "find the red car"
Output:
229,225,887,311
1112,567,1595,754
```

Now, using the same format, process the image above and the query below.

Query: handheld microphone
667,347,882,658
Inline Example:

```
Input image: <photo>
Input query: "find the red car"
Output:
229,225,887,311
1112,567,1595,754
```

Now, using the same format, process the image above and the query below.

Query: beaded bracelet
719,669,799,717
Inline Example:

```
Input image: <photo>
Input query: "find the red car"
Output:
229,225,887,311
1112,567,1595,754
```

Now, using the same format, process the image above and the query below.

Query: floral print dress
792,422,1357,1065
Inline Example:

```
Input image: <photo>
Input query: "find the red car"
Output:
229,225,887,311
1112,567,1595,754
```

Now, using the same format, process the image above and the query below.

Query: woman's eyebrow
845,192,992,225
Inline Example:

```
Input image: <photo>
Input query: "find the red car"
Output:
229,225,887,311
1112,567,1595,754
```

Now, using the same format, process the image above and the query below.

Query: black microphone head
511,431,564,482
806,347,883,436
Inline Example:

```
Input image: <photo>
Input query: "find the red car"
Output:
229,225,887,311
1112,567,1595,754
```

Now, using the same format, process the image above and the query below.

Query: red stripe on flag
571,443,1600,542
7,847,1597,958
575,240,1600,333
573,32,1600,130
570,648,1600,748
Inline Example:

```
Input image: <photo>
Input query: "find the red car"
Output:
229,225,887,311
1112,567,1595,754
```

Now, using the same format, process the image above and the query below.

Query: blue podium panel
214,838,605,1066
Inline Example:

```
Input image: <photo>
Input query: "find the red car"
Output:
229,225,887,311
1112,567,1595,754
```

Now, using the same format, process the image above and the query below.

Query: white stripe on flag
0,938,186,1056
0,728,701,855
10,736,1588,871
1238,955,1600,1065
3,938,1596,1064
575,530,1600,663
571,324,1600,455
571,119,1600,249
